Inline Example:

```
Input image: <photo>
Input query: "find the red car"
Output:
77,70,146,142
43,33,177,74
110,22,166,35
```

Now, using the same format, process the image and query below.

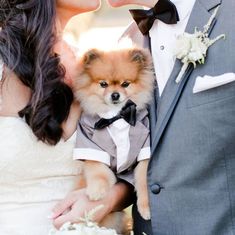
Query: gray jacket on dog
73,109,150,184
124,0,235,234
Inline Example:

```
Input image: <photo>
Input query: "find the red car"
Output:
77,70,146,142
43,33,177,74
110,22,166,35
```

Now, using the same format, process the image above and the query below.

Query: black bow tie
129,0,179,35
94,100,137,130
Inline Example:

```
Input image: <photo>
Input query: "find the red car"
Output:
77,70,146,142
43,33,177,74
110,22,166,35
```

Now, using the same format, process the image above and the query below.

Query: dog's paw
137,199,151,220
86,179,111,201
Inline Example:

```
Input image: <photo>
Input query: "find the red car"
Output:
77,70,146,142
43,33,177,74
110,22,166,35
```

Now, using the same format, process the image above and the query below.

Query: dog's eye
121,81,130,88
99,81,108,88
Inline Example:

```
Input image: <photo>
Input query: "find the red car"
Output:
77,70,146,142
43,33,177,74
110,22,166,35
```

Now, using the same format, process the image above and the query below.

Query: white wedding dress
0,116,80,235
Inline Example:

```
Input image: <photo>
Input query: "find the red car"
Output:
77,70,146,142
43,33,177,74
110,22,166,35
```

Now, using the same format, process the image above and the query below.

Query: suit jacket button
151,184,161,194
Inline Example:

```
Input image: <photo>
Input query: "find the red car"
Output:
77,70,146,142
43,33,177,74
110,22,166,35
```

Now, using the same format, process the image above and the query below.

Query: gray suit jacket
125,0,235,234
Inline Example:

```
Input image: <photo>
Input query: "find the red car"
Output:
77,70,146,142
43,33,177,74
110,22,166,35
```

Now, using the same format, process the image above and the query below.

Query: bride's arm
61,101,81,141
52,182,134,229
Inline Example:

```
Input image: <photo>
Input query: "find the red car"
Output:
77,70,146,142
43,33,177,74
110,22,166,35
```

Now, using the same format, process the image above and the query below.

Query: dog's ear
130,49,147,63
83,49,101,68
129,48,150,69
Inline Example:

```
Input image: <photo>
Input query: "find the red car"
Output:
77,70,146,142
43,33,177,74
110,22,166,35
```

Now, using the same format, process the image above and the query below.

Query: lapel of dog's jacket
91,121,116,158
117,109,150,173
150,0,221,153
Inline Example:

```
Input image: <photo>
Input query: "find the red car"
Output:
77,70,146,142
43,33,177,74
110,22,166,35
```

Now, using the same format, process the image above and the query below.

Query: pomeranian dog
73,46,154,232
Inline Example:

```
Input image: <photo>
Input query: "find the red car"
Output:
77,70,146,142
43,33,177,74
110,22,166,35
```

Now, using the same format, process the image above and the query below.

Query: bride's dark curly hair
0,0,73,145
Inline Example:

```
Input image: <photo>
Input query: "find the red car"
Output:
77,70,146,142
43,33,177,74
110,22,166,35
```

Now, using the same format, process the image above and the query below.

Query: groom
108,0,235,234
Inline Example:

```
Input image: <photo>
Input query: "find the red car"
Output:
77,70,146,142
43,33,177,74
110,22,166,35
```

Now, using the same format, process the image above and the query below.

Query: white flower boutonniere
174,6,225,83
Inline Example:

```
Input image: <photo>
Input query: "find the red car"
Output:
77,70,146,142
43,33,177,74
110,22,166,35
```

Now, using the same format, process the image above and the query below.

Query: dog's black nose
111,92,120,101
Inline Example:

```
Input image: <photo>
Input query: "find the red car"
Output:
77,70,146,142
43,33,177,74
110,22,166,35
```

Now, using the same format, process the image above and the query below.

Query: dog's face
74,48,154,115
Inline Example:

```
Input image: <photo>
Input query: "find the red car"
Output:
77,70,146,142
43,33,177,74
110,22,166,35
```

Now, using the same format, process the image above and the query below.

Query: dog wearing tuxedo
73,47,154,224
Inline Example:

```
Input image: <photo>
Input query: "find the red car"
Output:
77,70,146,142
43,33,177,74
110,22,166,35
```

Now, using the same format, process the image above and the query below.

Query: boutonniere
174,6,225,83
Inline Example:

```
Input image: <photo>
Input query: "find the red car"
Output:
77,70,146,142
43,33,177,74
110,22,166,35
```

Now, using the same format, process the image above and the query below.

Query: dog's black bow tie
94,100,137,130
129,0,179,35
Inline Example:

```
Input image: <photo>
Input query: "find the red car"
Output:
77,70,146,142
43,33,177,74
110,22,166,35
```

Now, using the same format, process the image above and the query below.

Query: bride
0,0,132,234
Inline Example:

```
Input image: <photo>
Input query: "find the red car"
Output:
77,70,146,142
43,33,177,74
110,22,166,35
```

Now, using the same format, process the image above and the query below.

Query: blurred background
63,1,141,51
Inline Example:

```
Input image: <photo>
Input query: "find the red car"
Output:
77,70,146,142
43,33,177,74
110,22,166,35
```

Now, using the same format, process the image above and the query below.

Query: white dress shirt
149,0,196,95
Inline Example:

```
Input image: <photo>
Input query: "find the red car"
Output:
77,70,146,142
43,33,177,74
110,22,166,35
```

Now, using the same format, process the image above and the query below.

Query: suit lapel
141,32,158,144
142,32,159,145
151,0,221,152
118,119,149,173
129,110,149,160
148,80,158,145
92,123,116,158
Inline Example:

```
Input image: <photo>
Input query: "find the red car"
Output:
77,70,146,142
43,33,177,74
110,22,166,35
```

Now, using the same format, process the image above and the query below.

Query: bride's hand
51,188,110,229
51,182,134,229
